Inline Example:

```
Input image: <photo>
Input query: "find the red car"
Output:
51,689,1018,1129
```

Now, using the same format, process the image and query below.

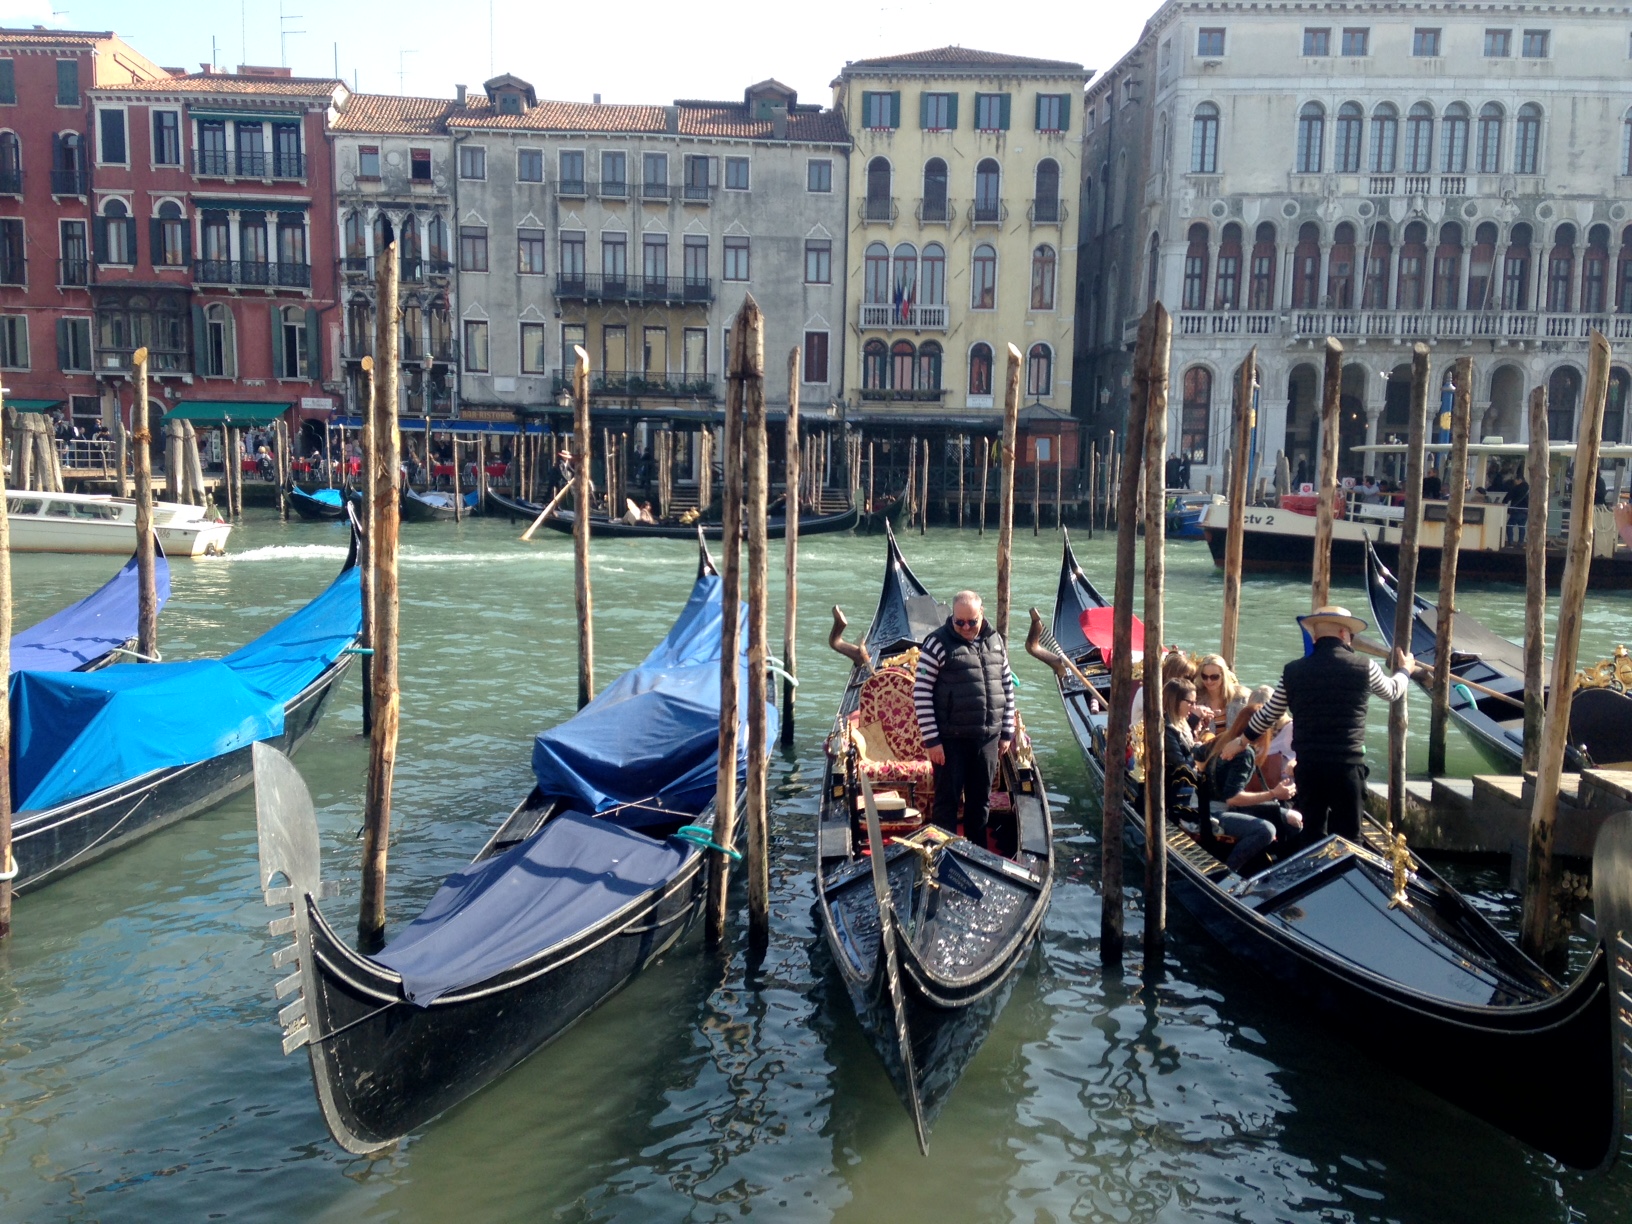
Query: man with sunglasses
913,590,1016,853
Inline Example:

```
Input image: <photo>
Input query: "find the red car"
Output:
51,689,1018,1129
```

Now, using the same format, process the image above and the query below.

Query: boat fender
672,825,742,861
1452,683,1476,705
0,850,16,882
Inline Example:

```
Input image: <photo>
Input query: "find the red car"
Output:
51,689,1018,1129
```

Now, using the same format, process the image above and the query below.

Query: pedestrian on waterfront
1165,453,1183,489
1294,458,1310,488
1178,454,1192,489
1505,471,1530,545
1243,606,1412,845
913,589,1016,854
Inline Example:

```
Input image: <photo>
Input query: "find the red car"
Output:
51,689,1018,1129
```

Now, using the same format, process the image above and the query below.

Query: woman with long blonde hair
1193,653,1246,737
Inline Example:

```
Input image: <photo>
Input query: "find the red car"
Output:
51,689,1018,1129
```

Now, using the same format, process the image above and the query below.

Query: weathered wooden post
919,436,930,534
112,386,130,498
782,347,800,749
1220,349,1256,667
1312,337,1343,608
708,304,748,947
1055,433,1064,530
451,433,463,522
1139,304,1172,959
1522,332,1611,962
1104,430,1116,532
0,385,13,937
1031,434,1041,537
1086,442,1097,540
1428,357,1473,776
865,439,875,520
359,358,376,736
358,242,402,950
275,418,289,520
131,348,159,661
743,299,771,950
572,345,594,708
997,344,1021,641
1522,386,1550,773
978,435,990,535
1387,343,1432,832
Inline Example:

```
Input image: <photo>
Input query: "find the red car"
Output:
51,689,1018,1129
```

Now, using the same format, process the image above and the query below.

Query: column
1363,404,1382,476
1317,241,1332,311
1458,234,1474,314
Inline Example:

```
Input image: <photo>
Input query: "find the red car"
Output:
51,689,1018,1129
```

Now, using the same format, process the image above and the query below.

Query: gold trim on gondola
1575,644,1632,693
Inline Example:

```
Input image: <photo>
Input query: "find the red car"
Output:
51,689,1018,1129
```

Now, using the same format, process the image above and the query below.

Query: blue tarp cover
308,488,345,507
11,553,171,673
10,565,361,812
531,573,776,816
376,810,688,1004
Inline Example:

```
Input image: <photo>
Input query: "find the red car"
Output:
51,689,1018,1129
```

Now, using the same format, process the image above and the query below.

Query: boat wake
225,544,351,562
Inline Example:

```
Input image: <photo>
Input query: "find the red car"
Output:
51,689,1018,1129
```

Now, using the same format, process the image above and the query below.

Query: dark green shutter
304,307,320,380
946,93,959,130
998,94,1011,130
270,304,284,379
889,91,901,129
1058,94,1070,132
149,218,163,267
56,318,69,370
180,222,191,265
191,304,207,375
919,91,929,129
91,217,106,263
126,219,138,267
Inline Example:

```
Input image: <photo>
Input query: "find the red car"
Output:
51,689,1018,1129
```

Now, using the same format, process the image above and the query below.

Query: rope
672,825,742,860
0,851,16,882
108,646,163,663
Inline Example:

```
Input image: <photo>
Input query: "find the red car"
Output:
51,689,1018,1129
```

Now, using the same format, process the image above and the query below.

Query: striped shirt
1245,662,1409,739
914,628,1018,748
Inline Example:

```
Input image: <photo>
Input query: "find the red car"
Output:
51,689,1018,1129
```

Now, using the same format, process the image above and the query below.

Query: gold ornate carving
1575,644,1632,693
1388,831,1413,909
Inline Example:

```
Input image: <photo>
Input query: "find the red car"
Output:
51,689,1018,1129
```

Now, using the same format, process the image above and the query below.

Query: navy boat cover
11,552,171,673
10,565,360,813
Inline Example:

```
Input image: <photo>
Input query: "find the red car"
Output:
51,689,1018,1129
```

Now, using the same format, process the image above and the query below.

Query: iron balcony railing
57,257,87,287
193,149,231,176
558,179,588,197
553,272,713,305
550,367,718,400
682,184,712,203
0,256,25,286
272,152,306,179
237,151,268,176
969,199,1008,225
0,168,20,194
859,303,948,330
916,197,952,224
97,346,188,372
49,168,85,195
859,387,947,403
596,180,628,200
1029,197,1064,224
860,197,898,224
195,259,312,288
641,181,671,200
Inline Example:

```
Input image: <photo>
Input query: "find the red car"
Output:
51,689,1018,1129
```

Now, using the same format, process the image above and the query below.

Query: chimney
664,105,679,134
456,83,467,107
593,93,601,105
771,104,788,140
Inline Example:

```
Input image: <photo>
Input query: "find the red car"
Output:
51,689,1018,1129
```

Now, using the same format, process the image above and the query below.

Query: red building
88,66,349,441
0,29,168,424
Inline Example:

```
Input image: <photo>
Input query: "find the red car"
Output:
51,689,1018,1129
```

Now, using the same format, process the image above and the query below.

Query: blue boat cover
9,565,361,812
377,810,689,1004
11,552,171,673
531,573,777,818
308,488,345,508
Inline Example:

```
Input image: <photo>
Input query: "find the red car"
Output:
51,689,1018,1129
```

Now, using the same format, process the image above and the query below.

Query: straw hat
1298,605,1367,636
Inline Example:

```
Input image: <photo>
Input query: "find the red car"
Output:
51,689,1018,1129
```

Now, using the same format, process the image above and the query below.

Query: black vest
1282,637,1373,766
928,620,1007,741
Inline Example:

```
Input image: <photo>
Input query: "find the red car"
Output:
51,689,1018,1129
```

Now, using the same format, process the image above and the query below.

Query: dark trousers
930,736,1001,849
1294,762,1368,847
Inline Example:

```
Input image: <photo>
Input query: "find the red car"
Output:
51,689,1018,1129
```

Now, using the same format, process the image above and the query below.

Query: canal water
3,516,1630,1223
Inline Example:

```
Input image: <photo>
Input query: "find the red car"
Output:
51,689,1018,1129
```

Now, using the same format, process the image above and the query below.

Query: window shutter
304,307,321,380
51,132,61,173
149,218,163,266
222,309,236,378
999,94,1012,130
1059,95,1071,132
946,93,959,131
889,91,901,129
708,156,719,187
270,305,284,378
180,223,191,265
919,92,930,129
56,318,69,370
91,217,107,263
1035,95,1044,130
191,304,207,375
126,219,138,267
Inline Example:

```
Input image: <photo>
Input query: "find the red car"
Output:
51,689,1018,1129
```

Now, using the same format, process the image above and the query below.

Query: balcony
193,149,230,176
859,303,949,331
681,184,712,205
272,152,306,179
0,168,19,195
1168,307,1632,345
550,367,718,401
0,257,25,287
1174,310,1280,337
595,180,628,200
49,169,85,196
969,199,1007,226
553,272,713,306
860,197,897,225
859,387,947,404
57,257,87,287
194,259,312,288
237,151,268,177
641,182,671,201
1029,197,1067,225
916,197,952,224
97,346,189,373
558,179,588,198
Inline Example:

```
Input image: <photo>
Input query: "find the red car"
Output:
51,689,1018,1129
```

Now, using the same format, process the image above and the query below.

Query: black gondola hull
289,486,358,521
542,505,859,540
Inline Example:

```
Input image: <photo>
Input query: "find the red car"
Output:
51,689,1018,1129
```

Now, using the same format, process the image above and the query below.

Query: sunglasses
1200,672,1222,682
953,617,981,629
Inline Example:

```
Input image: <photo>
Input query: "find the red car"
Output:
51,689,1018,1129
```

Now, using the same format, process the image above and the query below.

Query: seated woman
1193,654,1246,739
1161,679,1209,834
1204,704,1304,874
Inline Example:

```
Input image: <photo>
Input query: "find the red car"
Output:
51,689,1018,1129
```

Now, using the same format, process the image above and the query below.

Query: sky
0,0,1152,104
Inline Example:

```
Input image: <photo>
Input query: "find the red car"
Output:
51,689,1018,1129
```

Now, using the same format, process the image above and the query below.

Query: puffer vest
928,619,1007,741
1282,636,1373,766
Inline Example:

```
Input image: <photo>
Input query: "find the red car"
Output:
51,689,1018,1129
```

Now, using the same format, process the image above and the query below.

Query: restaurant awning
7,399,64,412
163,401,291,426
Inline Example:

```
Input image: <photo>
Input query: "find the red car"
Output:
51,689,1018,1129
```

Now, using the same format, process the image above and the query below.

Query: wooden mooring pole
919,436,929,535
1522,331,1611,962
782,345,800,749
1086,442,1096,540
978,435,990,536
743,299,770,950
572,345,594,709
1220,350,1256,668
360,359,377,736
1312,337,1343,608
997,345,1021,642
1055,434,1064,530
0,383,12,937
275,419,289,520
1428,357,1473,776
132,348,159,661
451,432,462,522
1522,386,1550,773
358,243,402,951
956,434,966,527
1139,304,1172,960
1387,344,1432,833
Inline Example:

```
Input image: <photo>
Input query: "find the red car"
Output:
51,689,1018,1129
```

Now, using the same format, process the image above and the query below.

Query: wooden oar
519,483,573,541
1352,634,1525,709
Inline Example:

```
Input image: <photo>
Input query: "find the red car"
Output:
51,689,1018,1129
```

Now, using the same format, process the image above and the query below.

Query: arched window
864,241,889,304
971,243,996,309
346,295,371,357
1547,365,1581,440
1441,103,1469,172
866,156,892,211
1620,226,1632,314
343,210,365,261
157,199,187,267
1292,222,1321,308
1335,102,1363,172
1398,220,1428,309
1026,343,1052,397
1296,102,1324,173
201,302,236,378
1147,231,1161,304
922,157,948,221
862,338,888,390
1369,103,1398,172
1547,223,1576,313
918,341,942,392
892,241,918,315
1031,244,1057,310
400,297,423,360
1249,222,1277,309
1405,102,1434,173
1469,221,1500,310
891,339,916,390
1216,223,1242,310
1181,367,1212,462
1476,103,1504,173
1584,225,1611,314
974,158,1001,222
1363,222,1392,307
1033,159,1060,222
1625,110,1632,177
100,198,131,265
1182,223,1210,310
399,216,421,270
372,212,394,255
1328,221,1356,308
1432,222,1463,309
1606,368,1630,445
1191,103,1219,173
1503,222,1533,310
1515,103,1542,174
427,214,449,265
920,243,945,305
968,343,994,397
0,131,19,184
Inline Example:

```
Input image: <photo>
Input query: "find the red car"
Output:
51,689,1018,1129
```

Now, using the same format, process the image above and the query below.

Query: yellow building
834,47,1088,442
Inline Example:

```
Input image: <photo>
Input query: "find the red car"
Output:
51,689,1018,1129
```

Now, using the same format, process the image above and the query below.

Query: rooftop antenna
489,0,495,77
279,1,305,69
240,0,246,68
398,49,417,93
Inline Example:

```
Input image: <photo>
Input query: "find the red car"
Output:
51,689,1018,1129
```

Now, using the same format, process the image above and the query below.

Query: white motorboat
5,490,232,556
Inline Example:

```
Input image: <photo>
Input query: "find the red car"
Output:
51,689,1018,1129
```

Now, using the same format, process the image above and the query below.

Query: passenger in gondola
1161,679,1209,834
637,500,657,524
1204,704,1303,873
1193,653,1245,738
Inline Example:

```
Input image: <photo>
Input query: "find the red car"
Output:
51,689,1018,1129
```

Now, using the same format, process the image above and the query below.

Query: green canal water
2,517,1630,1223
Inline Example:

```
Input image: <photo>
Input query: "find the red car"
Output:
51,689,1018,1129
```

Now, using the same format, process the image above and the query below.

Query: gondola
857,486,910,535
1041,529,1632,1170
7,519,362,894
1365,539,1632,772
288,485,360,521
252,536,774,1154
400,487,480,523
815,525,1052,1151
12,546,171,673
542,501,860,540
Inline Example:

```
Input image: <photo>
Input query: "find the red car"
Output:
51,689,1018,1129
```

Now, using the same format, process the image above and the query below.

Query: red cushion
858,666,924,760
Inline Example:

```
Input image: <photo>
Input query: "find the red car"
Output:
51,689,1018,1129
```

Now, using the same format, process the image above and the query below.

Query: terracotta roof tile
0,28,116,47
677,106,848,144
448,97,668,133
110,73,345,97
845,45,1084,72
333,93,459,135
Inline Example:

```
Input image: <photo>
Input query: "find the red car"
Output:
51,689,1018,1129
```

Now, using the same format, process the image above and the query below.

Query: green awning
187,108,304,122
191,197,309,214
6,398,64,412
163,401,291,426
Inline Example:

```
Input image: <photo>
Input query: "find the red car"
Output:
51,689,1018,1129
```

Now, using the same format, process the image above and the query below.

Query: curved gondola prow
696,525,718,579
342,502,363,571
866,521,934,656
1051,530,1107,662
252,743,389,1156
1593,810,1632,1170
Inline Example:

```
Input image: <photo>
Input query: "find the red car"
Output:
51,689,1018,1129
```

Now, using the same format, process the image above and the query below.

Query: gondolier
1240,605,1412,844
913,590,1016,851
